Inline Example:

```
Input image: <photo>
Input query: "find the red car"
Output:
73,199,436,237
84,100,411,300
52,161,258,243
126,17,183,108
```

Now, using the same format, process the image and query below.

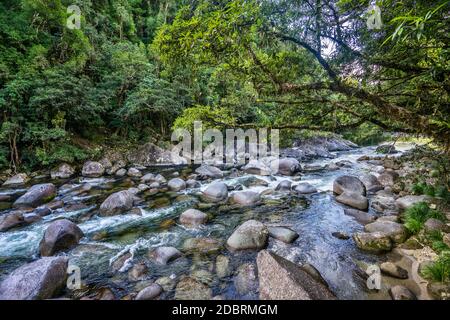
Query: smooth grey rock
257,250,336,300
380,262,408,279
2,173,29,186
268,227,299,243
99,190,134,216
227,220,268,251
395,195,430,211
294,183,317,194
271,158,301,176
135,283,162,300
202,182,228,203
0,211,25,232
39,219,84,256
275,180,292,191
364,220,408,244
179,209,208,226
82,161,105,178
231,191,261,206
168,178,186,192
50,164,75,180
149,246,182,265
333,176,366,196
195,165,223,179
424,218,448,233
360,174,383,192
343,209,376,225
336,191,368,210
13,183,56,208
0,257,68,300
127,168,142,178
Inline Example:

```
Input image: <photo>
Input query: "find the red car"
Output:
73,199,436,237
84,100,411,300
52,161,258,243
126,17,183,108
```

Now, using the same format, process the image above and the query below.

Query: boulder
99,190,134,216
140,173,155,183
195,165,223,179
231,191,261,206
135,283,162,300
13,183,56,209
389,285,416,300
294,183,317,194
127,168,142,178
380,262,408,279
353,232,393,253
39,219,84,256
115,168,127,177
370,193,399,214
257,250,336,300
149,246,182,265
179,209,208,226
50,163,75,180
275,180,292,191
2,173,29,186
364,221,408,244
174,277,212,300
242,160,272,176
201,182,228,203
0,257,68,300
270,158,301,176
168,178,186,192
360,174,383,192
0,211,25,232
343,209,376,225
395,195,430,211
154,174,167,184
82,161,105,178
333,176,366,196
424,218,448,233
268,227,299,243
226,220,268,251
336,192,368,210
377,170,399,187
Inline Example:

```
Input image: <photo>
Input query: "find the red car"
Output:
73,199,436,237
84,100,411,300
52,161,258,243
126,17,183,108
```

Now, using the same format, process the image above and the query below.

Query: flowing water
0,143,414,300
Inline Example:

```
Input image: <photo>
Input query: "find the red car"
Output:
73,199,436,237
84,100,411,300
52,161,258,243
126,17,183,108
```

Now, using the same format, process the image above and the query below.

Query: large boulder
360,174,383,193
168,178,186,192
380,262,408,279
13,183,56,209
336,192,368,210
0,211,25,232
242,160,272,176
195,165,223,179
2,173,29,186
364,220,408,244
333,176,366,196
0,257,68,300
396,195,430,211
39,219,84,256
82,161,105,178
226,220,268,251
275,180,292,191
270,158,301,176
50,163,75,180
377,170,399,187
201,182,228,203
257,250,336,300
179,209,208,226
127,168,142,178
294,183,317,194
353,232,393,253
370,192,399,214
231,191,261,206
343,209,376,225
99,190,134,216
127,142,187,166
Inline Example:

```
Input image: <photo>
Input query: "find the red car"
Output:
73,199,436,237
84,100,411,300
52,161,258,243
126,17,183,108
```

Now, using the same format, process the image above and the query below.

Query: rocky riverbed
0,139,449,300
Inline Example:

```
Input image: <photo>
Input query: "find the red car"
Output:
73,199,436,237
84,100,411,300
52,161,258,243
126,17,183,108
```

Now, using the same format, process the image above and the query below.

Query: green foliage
427,231,450,254
422,252,450,283
403,202,446,234
172,105,237,132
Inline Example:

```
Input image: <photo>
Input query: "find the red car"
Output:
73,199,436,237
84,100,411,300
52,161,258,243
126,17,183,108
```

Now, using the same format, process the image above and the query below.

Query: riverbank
0,138,448,300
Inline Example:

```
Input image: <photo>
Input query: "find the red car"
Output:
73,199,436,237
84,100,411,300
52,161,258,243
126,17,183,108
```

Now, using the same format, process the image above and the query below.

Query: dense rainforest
0,0,449,172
